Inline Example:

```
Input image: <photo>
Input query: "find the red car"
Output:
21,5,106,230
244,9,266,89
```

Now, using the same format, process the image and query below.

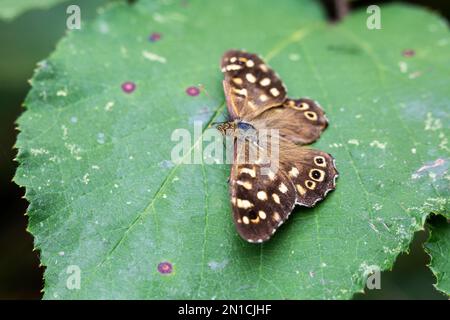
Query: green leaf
426,219,450,296
15,0,449,299
0,0,69,21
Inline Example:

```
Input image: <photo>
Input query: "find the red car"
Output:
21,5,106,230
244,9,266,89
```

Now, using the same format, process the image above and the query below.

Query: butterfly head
215,121,236,136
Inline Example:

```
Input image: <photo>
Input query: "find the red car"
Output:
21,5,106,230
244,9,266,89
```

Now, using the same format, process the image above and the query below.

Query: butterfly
217,49,338,243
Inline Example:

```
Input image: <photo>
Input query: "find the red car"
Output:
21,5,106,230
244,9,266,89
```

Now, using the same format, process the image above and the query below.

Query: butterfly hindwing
254,98,328,145
230,163,297,243
282,147,338,207
221,49,287,119
229,130,338,242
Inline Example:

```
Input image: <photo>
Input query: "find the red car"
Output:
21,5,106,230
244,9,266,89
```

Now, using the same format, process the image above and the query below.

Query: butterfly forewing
221,50,286,120
230,163,297,243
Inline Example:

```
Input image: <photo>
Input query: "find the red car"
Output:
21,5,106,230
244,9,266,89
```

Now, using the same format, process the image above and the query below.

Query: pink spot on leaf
157,261,173,274
121,81,136,93
186,86,200,96
149,32,162,42
402,49,415,57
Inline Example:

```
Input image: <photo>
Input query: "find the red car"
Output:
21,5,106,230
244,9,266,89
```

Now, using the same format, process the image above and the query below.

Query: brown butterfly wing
230,160,297,243
250,105,337,207
221,50,286,120
229,130,338,243
281,145,338,207
255,98,329,145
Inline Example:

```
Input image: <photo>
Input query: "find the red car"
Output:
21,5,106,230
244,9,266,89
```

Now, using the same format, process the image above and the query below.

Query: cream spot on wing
232,78,243,85
231,197,237,205
251,216,260,223
237,218,242,223
289,167,299,178
237,180,252,190
242,216,250,224
246,59,254,67
267,170,275,180
273,212,281,222
287,100,296,107
259,64,268,72
259,94,268,102
296,184,306,195
226,64,243,71
272,193,280,204
245,73,256,83
258,211,267,219
240,167,256,178
230,57,237,63
237,199,254,209
279,183,288,193
260,78,271,86
233,88,247,96
257,191,268,201
270,87,280,97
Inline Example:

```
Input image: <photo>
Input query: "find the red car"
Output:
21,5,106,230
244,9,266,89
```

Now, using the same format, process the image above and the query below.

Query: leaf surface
15,0,449,299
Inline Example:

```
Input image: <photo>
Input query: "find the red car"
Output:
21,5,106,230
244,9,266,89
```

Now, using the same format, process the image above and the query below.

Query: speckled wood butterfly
217,49,338,243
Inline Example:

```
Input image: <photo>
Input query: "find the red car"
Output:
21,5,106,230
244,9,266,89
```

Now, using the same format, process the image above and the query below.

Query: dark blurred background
0,0,448,299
